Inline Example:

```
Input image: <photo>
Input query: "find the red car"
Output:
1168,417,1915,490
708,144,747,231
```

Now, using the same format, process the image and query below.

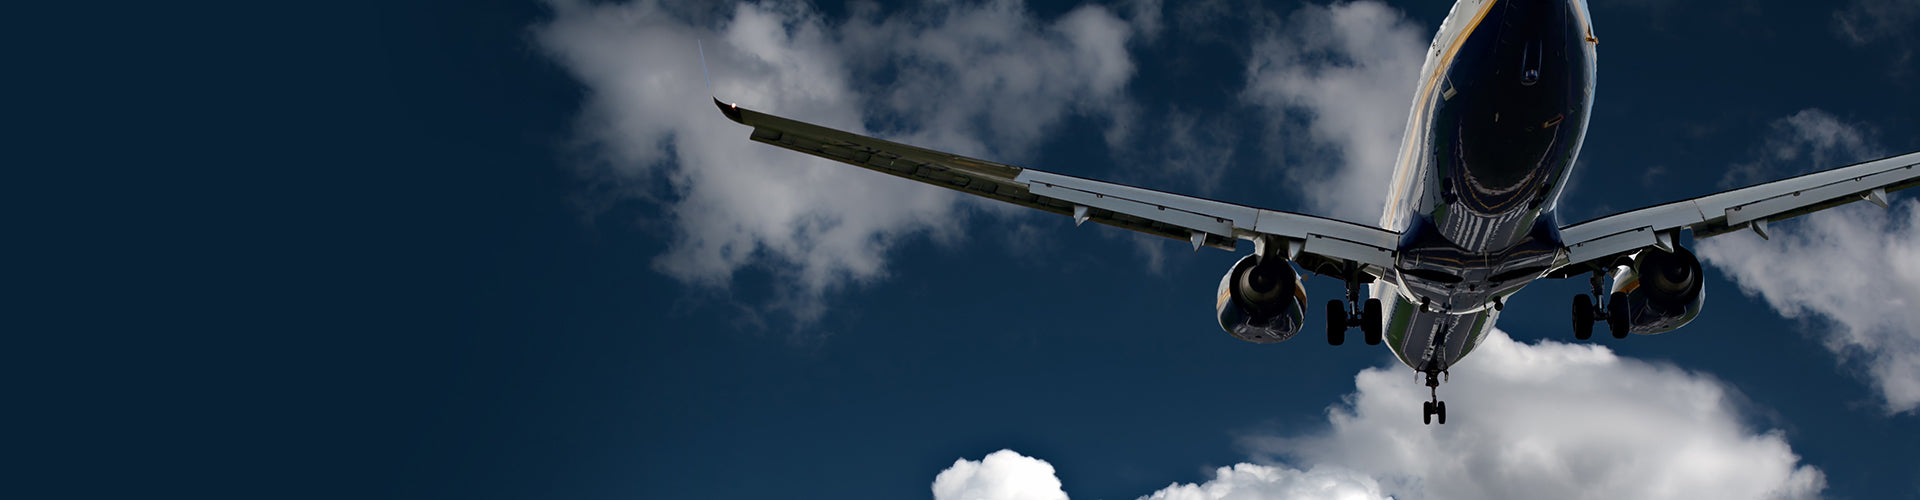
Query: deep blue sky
14,0,1919,498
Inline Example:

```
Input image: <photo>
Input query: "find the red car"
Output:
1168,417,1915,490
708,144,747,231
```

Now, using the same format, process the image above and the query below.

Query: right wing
1555,150,1920,271
714,99,1401,279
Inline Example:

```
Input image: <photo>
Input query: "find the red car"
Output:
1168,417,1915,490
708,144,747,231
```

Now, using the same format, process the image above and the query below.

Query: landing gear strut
1570,270,1631,340
1421,371,1447,425
1327,266,1382,346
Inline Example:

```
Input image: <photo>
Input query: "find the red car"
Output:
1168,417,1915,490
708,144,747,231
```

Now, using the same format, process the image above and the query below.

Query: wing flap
1717,161,1919,229
1018,171,1247,239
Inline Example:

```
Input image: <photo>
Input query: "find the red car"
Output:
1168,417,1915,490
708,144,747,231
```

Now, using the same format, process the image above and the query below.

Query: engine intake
1216,254,1308,343
1609,246,1707,335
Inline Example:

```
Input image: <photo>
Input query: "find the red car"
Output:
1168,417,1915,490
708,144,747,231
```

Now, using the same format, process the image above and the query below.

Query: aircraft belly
1376,282,1498,373
1371,0,1590,374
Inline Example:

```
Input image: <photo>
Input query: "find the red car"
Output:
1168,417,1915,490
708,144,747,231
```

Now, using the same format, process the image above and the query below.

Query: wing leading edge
713,98,1399,279
1555,150,1920,272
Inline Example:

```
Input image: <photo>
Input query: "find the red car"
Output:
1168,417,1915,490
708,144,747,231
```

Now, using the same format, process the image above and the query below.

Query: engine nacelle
1216,254,1309,343
1609,246,1707,335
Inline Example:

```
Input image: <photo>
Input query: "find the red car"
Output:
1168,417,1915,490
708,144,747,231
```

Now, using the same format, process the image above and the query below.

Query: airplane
711,0,1920,425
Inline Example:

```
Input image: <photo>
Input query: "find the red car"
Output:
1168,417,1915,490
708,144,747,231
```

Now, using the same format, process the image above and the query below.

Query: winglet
716,97,744,124
700,40,747,124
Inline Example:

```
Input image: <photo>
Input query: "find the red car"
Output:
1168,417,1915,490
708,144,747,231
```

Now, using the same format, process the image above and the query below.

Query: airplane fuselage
1374,0,1597,374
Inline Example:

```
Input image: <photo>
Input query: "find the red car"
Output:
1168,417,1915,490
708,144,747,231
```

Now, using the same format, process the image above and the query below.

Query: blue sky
15,0,1920,498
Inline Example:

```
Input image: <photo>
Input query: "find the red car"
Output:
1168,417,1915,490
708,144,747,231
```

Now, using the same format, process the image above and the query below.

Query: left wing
714,99,1401,278
1555,150,1920,272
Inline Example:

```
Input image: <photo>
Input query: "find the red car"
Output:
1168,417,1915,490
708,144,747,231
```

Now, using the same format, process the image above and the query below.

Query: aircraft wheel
1607,291,1630,339
1326,300,1346,346
1362,298,1383,345
1437,401,1447,425
1422,401,1433,425
1571,295,1593,340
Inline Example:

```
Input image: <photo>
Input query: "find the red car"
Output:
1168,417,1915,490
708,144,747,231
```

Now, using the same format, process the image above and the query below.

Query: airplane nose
1447,0,1590,213
1500,0,1575,28
1492,0,1579,83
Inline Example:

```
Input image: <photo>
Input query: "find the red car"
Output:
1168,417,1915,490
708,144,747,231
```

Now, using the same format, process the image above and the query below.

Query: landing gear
1363,298,1383,345
1570,270,1631,340
1571,294,1593,340
1607,291,1630,339
1326,300,1346,346
1420,371,1447,425
1327,271,1381,346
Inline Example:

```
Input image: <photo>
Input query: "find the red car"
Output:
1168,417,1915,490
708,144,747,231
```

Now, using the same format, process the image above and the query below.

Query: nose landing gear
1421,370,1447,425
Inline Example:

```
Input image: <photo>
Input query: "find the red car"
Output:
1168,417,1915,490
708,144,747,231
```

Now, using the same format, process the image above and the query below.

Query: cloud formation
1700,201,1920,413
1137,463,1389,500
1695,108,1920,414
933,451,1395,500
1251,330,1825,500
1242,1,1427,222
1832,0,1918,74
1719,109,1881,188
1833,0,1920,46
933,331,1824,500
536,0,1144,323
933,450,1069,500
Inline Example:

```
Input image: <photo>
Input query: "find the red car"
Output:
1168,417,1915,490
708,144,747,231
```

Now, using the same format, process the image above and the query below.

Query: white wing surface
1556,150,1920,271
715,99,1400,279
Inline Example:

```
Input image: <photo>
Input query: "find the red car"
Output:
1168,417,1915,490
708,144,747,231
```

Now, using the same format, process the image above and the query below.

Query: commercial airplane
713,0,1920,424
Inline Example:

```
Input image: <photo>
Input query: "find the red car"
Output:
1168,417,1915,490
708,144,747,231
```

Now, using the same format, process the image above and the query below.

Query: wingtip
714,97,744,124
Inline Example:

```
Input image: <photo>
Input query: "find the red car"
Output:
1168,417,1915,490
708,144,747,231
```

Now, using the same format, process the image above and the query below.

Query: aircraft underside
1357,0,1597,424
715,0,1920,426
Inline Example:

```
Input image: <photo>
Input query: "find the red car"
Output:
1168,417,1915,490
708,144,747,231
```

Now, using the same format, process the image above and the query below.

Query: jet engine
1608,246,1707,335
1216,254,1309,343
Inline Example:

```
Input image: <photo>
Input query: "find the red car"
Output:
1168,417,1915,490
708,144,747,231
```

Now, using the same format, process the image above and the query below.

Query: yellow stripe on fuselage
1573,0,1596,44
1383,0,1502,229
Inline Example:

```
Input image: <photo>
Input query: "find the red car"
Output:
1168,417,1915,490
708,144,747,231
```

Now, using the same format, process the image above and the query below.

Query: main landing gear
1327,270,1382,346
1421,370,1447,425
1570,270,1629,340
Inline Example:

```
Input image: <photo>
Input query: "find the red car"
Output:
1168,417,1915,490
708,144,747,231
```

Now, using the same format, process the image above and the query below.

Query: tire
1437,401,1447,425
1326,300,1346,346
1423,401,1433,425
1608,291,1630,339
1571,295,1593,340
1362,298,1383,345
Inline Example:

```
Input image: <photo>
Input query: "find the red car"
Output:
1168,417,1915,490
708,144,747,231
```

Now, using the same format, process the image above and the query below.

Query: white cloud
842,0,1139,159
1137,463,1389,500
1133,108,1239,196
1245,330,1825,500
935,331,1824,500
1719,109,1881,188
933,450,1069,500
535,0,1143,324
932,450,1388,500
1241,1,1427,222
1694,108,1920,414
1698,202,1920,413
